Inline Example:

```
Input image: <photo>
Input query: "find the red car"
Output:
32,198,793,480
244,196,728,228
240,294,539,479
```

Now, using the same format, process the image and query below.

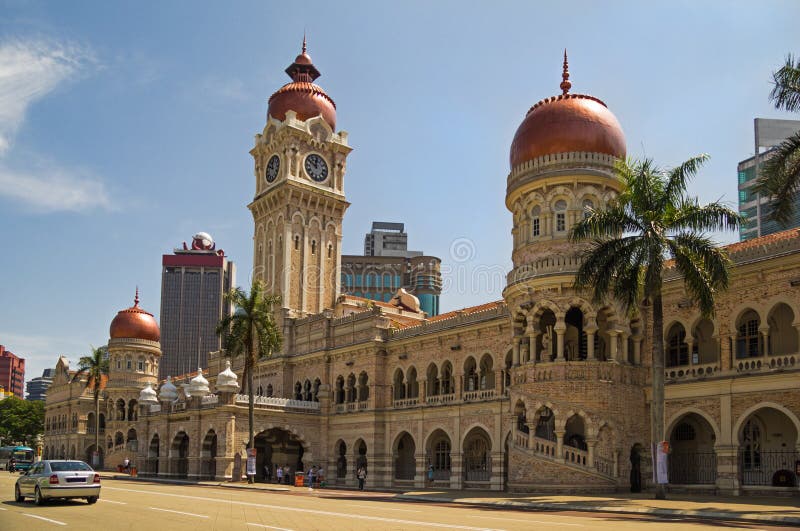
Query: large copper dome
109,290,160,342
267,38,336,130
510,53,625,168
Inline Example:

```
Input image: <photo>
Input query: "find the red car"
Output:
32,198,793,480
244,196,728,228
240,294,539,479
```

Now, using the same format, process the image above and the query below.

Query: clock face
265,155,280,183
304,154,329,182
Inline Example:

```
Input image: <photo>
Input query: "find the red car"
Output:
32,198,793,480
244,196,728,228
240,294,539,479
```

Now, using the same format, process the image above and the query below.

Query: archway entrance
394,432,416,481
335,440,347,484
147,434,160,476
354,439,368,477
254,428,304,483
668,413,717,484
201,430,217,480
171,432,189,479
738,407,799,486
463,427,492,483
85,444,103,469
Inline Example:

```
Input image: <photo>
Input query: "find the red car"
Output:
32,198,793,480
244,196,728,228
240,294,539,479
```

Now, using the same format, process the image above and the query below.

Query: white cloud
0,165,112,212
0,39,112,212
0,40,90,154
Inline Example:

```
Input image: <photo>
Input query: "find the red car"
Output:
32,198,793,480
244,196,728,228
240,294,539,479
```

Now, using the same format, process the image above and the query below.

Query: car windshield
50,461,92,472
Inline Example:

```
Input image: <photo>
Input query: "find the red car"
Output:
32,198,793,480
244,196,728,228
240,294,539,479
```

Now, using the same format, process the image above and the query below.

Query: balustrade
425,393,455,405
462,388,496,402
665,361,720,381
563,446,588,466
393,397,419,408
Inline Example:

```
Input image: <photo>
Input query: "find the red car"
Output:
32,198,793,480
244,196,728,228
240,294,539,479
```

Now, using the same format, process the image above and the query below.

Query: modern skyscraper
738,118,800,241
159,232,235,379
26,368,55,401
342,221,442,316
0,345,25,398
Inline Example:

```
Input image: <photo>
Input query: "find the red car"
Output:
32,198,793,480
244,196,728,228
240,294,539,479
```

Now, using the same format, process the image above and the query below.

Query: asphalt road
0,472,791,530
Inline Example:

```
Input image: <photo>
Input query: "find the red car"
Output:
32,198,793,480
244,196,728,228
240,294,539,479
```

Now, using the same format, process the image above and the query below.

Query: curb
395,494,800,526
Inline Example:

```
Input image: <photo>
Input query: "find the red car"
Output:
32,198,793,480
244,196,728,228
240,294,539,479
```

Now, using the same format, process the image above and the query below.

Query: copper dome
267,37,336,130
510,52,625,168
109,290,160,342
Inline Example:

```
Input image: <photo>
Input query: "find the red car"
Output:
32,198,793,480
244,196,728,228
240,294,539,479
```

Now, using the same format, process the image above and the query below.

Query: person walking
357,466,367,491
427,464,434,486
306,467,313,490
264,463,271,483
317,465,325,488
284,465,291,485
276,464,283,484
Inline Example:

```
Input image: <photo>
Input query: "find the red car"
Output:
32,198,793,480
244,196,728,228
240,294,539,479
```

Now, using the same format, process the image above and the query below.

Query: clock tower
248,39,352,316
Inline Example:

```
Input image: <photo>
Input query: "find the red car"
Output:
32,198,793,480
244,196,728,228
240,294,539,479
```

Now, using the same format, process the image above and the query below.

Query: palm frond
663,154,709,209
669,200,742,233
770,54,800,112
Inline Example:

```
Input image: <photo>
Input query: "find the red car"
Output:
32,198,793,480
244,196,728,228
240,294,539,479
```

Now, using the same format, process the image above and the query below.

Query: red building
0,345,25,399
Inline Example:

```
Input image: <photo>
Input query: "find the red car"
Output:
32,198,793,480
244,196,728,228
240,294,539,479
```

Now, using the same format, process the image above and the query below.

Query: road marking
247,524,295,531
23,513,67,526
99,499,127,504
148,506,209,518
0,507,6,510
107,487,505,530
467,515,584,527
349,503,421,513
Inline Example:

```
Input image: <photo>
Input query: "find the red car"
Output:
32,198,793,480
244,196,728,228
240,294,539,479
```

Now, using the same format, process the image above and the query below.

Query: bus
0,446,35,471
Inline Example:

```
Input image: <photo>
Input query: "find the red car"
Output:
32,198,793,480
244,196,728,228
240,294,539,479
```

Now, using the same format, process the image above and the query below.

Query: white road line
247,524,296,531
99,499,127,505
23,513,67,526
467,515,584,527
349,503,421,513
107,487,505,531
0,507,6,510
148,506,209,518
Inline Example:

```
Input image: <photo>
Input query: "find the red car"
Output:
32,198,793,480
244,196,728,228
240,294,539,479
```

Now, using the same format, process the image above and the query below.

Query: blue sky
0,0,797,385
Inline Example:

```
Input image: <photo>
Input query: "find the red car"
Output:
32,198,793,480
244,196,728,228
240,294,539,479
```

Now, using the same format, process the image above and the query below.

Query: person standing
284,465,291,485
306,467,313,490
276,464,283,484
427,464,434,485
317,465,325,488
357,466,367,491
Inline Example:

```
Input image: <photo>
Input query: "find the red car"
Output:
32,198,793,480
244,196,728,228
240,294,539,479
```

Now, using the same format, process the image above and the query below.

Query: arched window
531,205,541,237
535,406,556,441
667,324,689,367
346,373,356,403
741,418,761,470
358,372,369,402
266,384,273,398
393,369,406,401
554,200,567,233
737,310,761,358
327,243,333,258
313,378,321,402
294,381,302,401
464,357,478,392
294,235,300,251
335,376,345,404
582,199,594,219
440,362,453,395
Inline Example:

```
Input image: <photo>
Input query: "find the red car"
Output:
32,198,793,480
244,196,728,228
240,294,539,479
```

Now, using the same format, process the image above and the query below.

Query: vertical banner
246,447,256,476
652,441,669,484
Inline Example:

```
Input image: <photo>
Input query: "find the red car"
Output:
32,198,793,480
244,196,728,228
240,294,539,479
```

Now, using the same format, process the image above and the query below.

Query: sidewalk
101,473,800,526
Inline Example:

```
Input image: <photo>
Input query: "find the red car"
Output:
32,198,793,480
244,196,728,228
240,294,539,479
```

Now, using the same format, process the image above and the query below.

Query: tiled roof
722,227,800,255
427,301,504,322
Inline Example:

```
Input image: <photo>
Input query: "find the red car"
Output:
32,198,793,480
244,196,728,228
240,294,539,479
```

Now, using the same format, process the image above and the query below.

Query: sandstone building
44,43,800,496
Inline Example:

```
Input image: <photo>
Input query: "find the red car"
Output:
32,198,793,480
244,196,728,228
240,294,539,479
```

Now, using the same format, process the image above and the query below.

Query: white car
15,460,101,505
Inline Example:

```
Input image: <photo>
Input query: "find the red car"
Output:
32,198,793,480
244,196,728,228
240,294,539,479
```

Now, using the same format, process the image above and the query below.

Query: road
0,472,791,530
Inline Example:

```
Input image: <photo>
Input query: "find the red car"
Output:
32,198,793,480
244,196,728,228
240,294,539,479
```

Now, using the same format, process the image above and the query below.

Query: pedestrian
357,466,367,491
311,465,318,488
123,457,130,474
264,463,271,483
306,467,313,490
276,464,283,484
317,465,325,488
427,464,434,485
284,465,291,485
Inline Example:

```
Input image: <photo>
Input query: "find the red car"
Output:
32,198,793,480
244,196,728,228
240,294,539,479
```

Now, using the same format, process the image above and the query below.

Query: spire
560,49,571,95
285,34,320,82
302,32,307,54
134,286,140,307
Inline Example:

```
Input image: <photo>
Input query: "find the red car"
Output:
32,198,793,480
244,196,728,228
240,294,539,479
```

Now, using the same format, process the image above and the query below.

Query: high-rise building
159,233,235,379
0,345,25,398
342,221,442,316
26,368,55,401
738,118,800,241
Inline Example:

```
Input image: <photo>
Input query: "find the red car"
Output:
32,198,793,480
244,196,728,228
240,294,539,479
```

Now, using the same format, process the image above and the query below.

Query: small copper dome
510,52,625,168
109,289,160,342
267,37,336,130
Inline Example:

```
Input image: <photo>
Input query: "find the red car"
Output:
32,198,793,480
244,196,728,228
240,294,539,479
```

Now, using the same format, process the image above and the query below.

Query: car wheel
34,486,45,506
14,484,24,502
87,496,98,504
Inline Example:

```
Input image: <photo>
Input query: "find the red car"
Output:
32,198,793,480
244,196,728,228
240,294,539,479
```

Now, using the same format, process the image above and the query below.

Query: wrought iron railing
739,450,799,486
669,452,717,484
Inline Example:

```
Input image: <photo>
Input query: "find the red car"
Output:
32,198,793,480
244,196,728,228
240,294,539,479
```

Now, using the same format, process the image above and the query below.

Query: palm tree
570,155,741,499
216,280,282,483
71,346,109,467
754,54,800,225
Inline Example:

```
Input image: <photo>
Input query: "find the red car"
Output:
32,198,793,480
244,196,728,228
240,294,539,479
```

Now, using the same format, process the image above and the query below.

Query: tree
570,155,740,499
216,280,282,483
71,346,109,466
0,396,44,446
754,54,800,225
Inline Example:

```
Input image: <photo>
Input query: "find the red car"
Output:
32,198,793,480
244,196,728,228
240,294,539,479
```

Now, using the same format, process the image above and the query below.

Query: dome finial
302,32,307,54
134,286,140,307
560,49,571,95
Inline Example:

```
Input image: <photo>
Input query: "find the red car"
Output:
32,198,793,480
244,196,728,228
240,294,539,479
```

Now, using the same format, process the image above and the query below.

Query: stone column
555,320,566,362
527,326,538,365
555,430,565,459
714,445,740,496
621,332,630,364
283,224,293,304
585,323,598,361
586,438,597,467
512,338,521,367
759,327,770,357
633,335,642,365
608,331,619,361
